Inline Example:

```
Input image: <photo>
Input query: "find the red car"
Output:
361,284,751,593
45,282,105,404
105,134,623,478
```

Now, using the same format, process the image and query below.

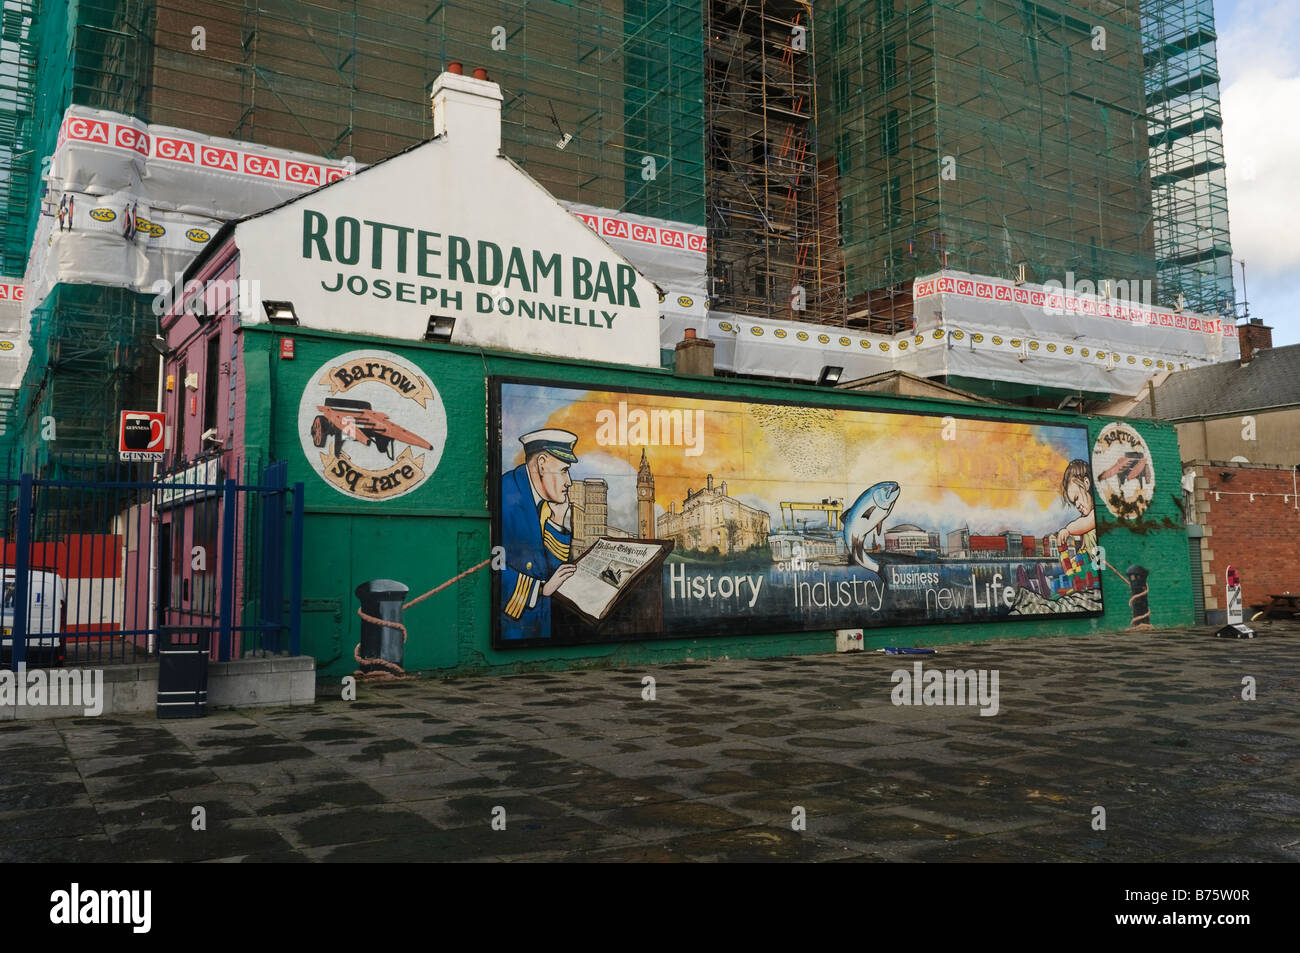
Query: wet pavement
3,622,1299,862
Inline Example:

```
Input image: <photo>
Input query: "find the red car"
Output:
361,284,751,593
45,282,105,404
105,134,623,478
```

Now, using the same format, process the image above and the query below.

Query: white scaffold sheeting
913,271,1238,365
712,270,1238,396
0,279,26,389
562,201,708,345
30,106,361,306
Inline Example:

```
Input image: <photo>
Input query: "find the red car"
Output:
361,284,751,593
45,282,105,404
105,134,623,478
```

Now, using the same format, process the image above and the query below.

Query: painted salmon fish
843,481,901,573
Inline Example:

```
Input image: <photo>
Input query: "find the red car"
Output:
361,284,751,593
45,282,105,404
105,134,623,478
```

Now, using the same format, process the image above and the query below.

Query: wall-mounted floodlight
425,315,456,342
150,335,170,357
262,300,298,325
817,365,843,386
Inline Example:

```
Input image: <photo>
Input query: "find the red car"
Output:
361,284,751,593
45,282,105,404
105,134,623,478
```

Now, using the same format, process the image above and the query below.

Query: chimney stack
1238,317,1272,365
429,67,503,155
674,326,715,376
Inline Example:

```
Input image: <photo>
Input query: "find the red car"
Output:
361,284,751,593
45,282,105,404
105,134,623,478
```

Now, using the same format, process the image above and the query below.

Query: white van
1,569,67,665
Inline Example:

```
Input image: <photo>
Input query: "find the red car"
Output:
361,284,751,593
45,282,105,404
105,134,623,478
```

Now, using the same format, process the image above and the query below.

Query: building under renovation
0,0,1241,461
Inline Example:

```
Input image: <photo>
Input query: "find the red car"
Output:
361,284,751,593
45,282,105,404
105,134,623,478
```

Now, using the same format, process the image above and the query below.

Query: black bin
156,626,213,718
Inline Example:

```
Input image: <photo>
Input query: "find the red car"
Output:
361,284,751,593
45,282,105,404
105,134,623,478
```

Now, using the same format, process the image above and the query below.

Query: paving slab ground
2,623,1298,862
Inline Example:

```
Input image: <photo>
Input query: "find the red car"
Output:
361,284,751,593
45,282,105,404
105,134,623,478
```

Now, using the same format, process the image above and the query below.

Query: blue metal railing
1,451,303,669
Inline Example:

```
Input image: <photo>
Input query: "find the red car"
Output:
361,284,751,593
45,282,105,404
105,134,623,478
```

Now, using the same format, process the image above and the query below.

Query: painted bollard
1126,564,1150,628
355,579,409,673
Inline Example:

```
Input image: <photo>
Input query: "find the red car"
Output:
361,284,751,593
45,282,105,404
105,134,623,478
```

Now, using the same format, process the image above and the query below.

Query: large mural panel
491,379,1104,647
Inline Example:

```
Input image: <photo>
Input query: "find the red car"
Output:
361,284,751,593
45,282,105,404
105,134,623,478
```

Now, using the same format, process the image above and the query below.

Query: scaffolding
1142,0,1235,317
0,0,36,276
0,2,706,290
816,0,1157,333
0,0,707,455
10,285,156,455
705,0,842,323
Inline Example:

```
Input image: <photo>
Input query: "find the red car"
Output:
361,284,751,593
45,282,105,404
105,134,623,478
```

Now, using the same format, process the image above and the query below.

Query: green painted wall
241,325,1193,677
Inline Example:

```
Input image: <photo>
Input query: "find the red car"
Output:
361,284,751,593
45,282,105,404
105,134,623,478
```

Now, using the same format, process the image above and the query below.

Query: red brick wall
1195,464,1300,613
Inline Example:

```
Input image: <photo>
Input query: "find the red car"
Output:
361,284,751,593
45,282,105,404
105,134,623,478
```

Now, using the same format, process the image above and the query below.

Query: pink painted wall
121,238,259,655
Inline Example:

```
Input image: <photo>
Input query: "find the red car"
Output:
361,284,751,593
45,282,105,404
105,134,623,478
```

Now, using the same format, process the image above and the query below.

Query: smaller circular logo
1093,422,1155,521
0,341,13,351
658,291,666,303
750,326,763,336
879,342,890,352
90,208,116,222
898,340,909,350
1143,358,1152,367
1096,351,1107,361
774,328,787,339
1126,355,1136,364
1028,340,1040,351
136,217,165,238
932,329,945,340
839,336,850,347
676,295,694,308
186,227,211,243
796,331,809,341
952,330,965,341
914,335,923,346
299,350,447,501
705,297,712,309
719,322,734,332
992,336,1003,346
1064,345,1074,355
1081,348,1090,357
1046,343,1057,352
860,339,871,349
971,333,983,343
1156,360,1165,369
817,334,829,344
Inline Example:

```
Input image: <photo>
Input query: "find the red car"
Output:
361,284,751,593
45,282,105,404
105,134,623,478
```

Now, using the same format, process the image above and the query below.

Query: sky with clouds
1217,0,1300,344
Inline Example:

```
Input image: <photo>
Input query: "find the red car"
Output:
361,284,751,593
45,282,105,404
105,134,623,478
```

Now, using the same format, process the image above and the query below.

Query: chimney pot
447,62,463,75
683,327,696,339
473,67,489,80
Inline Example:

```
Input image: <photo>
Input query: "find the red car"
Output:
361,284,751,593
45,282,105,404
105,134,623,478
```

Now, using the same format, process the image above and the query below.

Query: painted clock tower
637,449,654,538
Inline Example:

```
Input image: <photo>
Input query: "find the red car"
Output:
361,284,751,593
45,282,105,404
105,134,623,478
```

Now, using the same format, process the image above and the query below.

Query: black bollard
355,579,410,669
1125,564,1150,627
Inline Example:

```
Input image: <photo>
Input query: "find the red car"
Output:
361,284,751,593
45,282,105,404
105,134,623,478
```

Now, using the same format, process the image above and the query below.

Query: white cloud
1218,0,1300,341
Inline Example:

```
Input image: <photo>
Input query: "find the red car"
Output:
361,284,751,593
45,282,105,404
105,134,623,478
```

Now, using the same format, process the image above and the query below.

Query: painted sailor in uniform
499,429,579,640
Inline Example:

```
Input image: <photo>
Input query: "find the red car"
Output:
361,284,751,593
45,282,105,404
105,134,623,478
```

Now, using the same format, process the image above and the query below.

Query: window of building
191,496,219,616
879,42,897,91
880,176,902,227
203,332,221,437
711,126,731,169
174,359,187,464
881,109,899,156
835,68,850,102
837,130,855,176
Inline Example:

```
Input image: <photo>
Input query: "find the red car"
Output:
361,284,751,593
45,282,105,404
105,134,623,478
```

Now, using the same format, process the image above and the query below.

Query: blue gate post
217,477,238,661
10,472,32,671
259,462,286,652
289,482,304,656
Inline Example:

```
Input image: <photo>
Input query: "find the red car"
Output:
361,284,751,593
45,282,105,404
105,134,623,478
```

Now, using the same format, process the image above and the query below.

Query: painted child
1056,459,1097,559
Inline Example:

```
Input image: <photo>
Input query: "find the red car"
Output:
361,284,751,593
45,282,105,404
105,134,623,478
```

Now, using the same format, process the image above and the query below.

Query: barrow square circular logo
298,349,447,500
1093,422,1155,520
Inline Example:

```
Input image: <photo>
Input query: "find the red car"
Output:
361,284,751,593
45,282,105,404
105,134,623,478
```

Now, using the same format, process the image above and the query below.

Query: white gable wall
234,75,662,368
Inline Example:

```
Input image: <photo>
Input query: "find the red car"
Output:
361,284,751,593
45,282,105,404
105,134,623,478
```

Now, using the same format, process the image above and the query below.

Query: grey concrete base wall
0,656,316,720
